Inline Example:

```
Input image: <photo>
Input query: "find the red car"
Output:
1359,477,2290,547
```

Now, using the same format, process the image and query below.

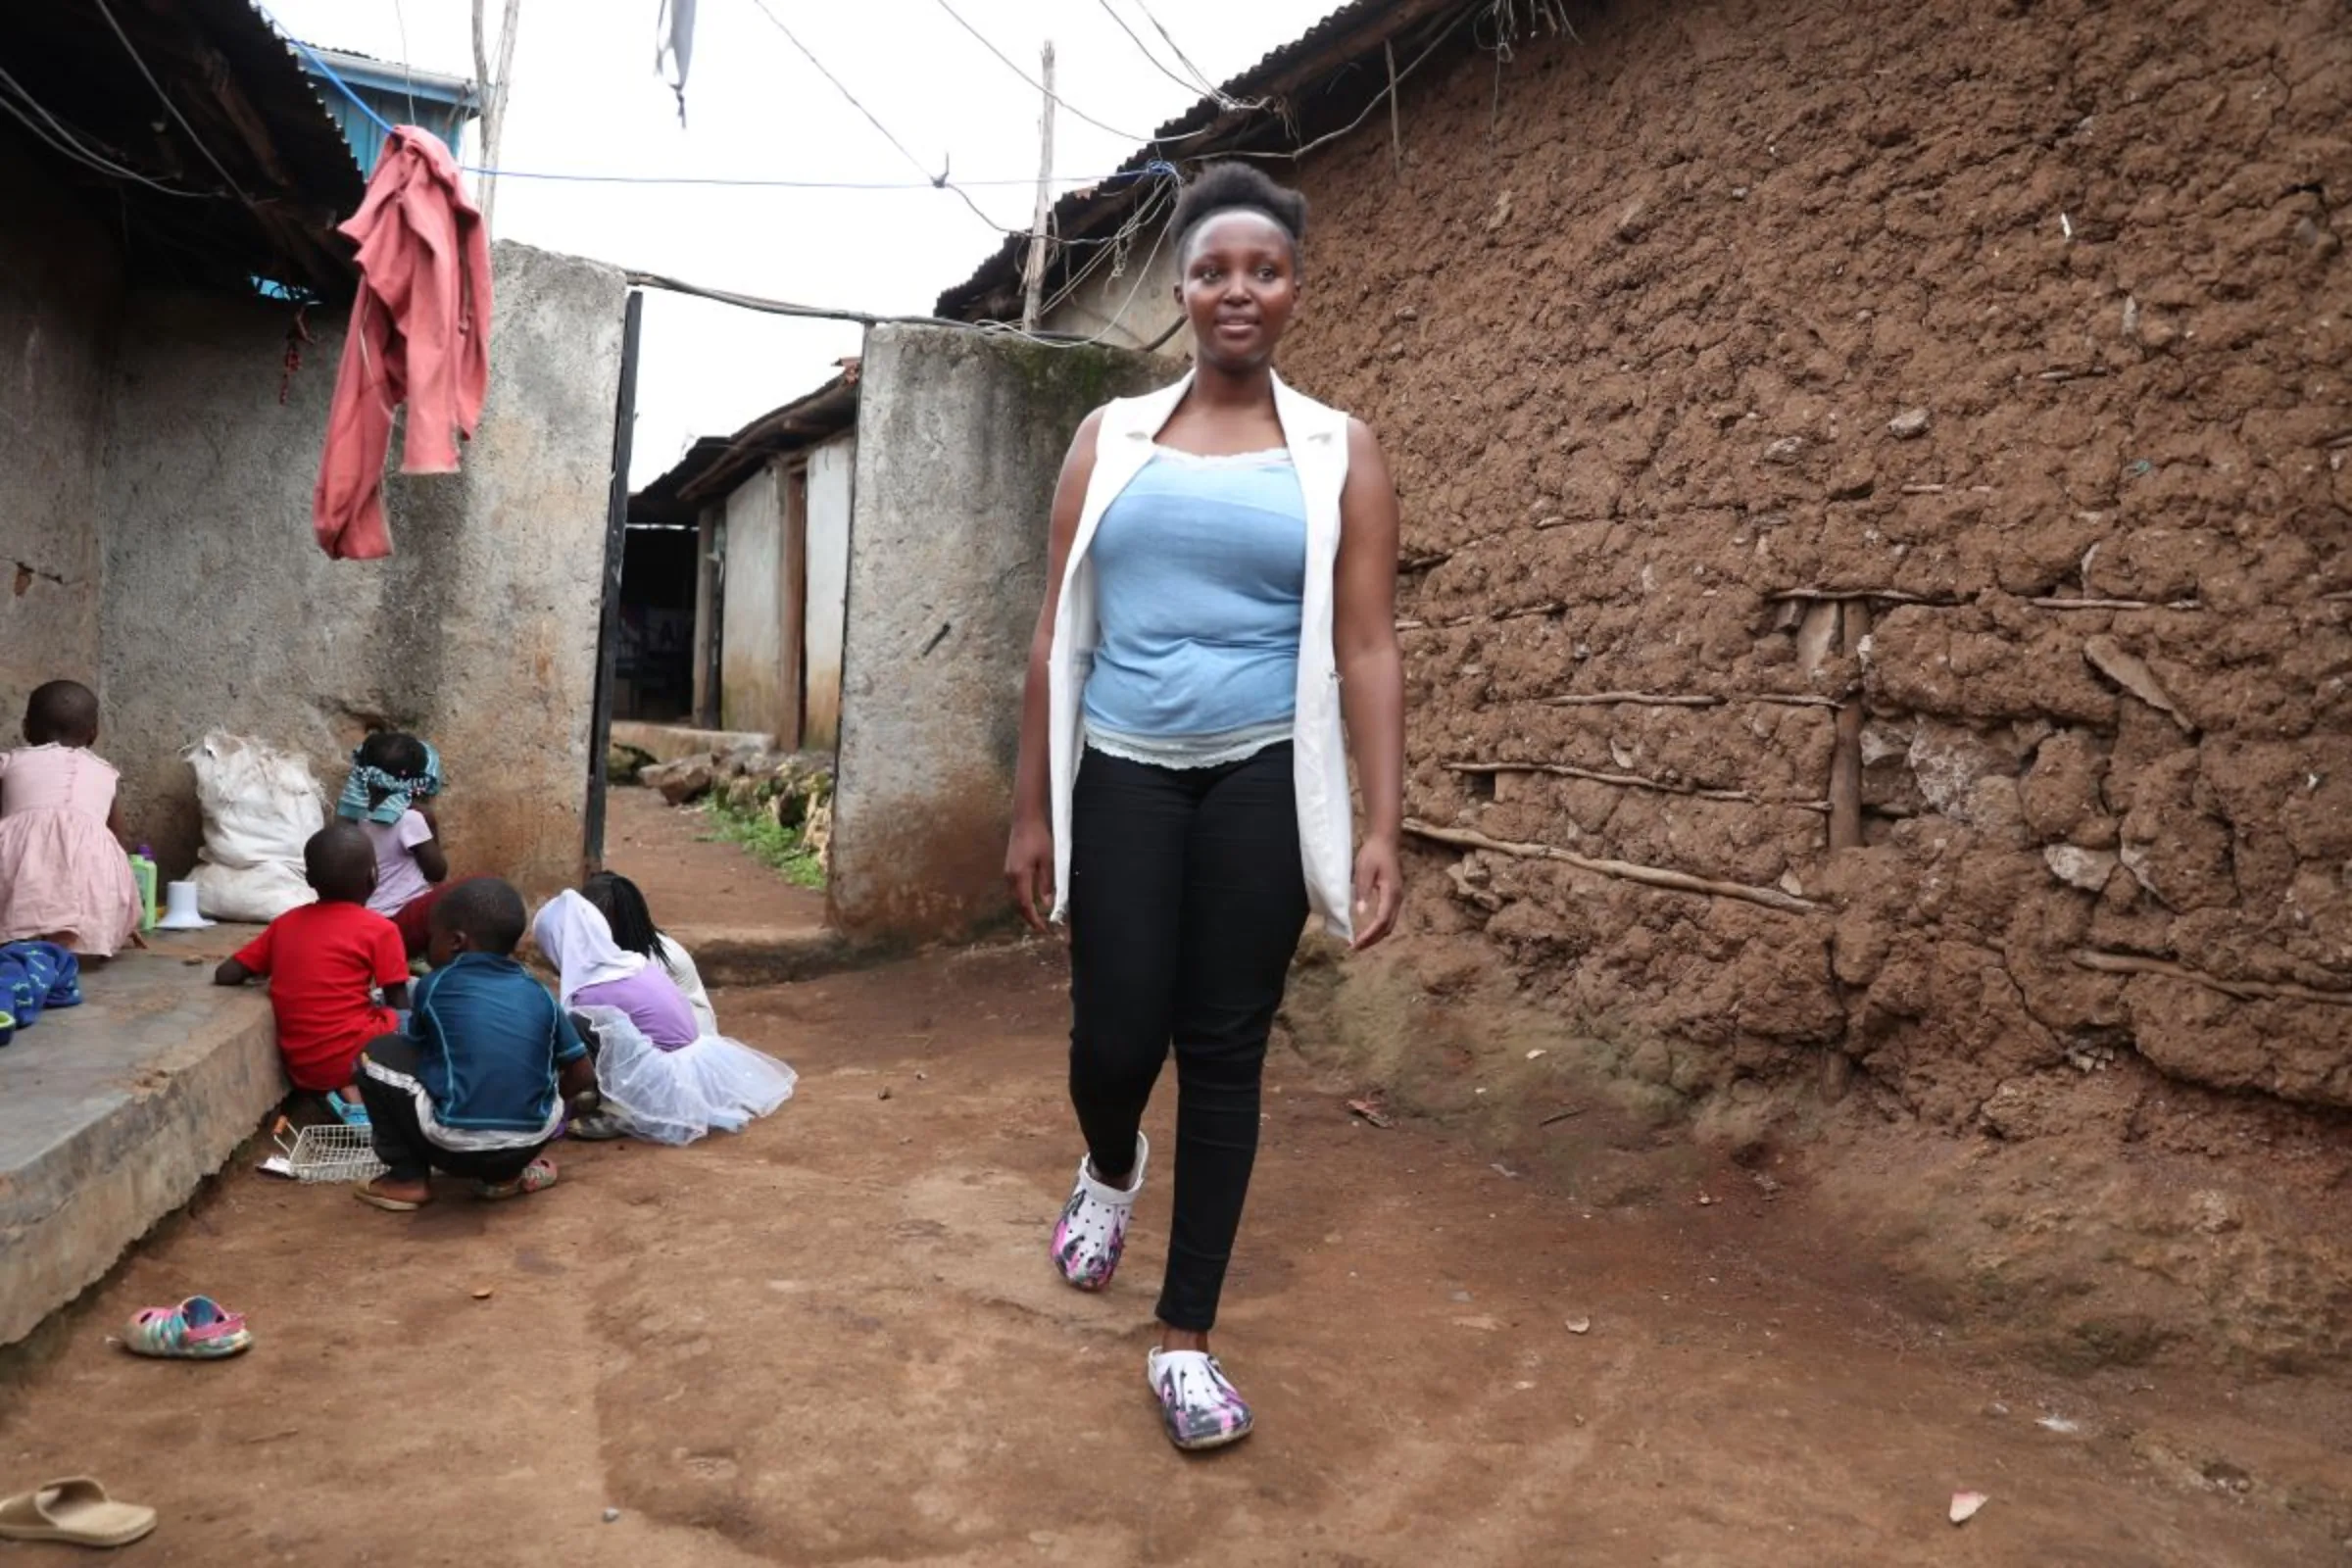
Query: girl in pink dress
0,681,143,957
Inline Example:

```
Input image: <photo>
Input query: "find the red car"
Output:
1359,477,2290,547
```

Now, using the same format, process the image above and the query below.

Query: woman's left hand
1350,837,1403,951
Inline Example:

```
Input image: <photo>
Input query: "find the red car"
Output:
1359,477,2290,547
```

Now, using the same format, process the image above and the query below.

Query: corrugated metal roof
316,84,470,183
934,0,1478,322
0,0,364,293
297,45,477,183
630,367,862,525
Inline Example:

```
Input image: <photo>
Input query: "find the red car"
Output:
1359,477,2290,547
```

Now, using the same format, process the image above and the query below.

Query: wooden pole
1021,41,1056,332
1828,601,1870,851
1403,819,1827,915
472,0,523,232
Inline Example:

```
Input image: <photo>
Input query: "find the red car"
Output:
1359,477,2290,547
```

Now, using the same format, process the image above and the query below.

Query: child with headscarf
581,869,717,1037
530,889,795,1146
336,731,449,958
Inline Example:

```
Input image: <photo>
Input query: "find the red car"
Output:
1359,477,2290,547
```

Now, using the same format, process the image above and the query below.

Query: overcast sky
258,0,1343,486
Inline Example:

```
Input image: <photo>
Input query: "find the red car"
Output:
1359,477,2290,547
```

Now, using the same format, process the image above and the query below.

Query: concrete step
661,924,883,988
0,942,284,1348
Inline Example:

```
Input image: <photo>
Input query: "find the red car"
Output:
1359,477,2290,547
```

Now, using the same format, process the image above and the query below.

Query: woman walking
1004,163,1405,1451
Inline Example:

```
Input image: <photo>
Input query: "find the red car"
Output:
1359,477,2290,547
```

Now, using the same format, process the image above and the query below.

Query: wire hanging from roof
1127,0,1270,112
926,0,1217,149
744,0,1025,235
87,0,255,203
0,63,210,198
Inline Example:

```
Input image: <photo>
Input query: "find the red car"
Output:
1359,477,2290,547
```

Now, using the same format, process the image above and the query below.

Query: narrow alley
1,803,2344,1566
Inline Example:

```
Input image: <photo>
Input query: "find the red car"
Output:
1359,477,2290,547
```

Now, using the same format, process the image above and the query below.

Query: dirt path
603,785,827,934
3,945,2347,1566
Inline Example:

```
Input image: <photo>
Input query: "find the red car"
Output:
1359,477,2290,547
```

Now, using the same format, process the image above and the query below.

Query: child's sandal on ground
0,1477,158,1546
121,1296,251,1360
354,1179,429,1212
474,1156,558,1201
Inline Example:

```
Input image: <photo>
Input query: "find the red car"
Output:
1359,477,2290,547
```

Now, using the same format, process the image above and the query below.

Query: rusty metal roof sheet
0,0,365,294
630,368,862,525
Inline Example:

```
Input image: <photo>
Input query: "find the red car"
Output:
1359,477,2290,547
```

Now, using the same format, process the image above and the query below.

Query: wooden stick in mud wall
2071,950,2352,1007
1530,691,1842,710
1396,602,1565,631
1770,587,1955,606
2030,597,2203,612
1828,601,1869,851
1445,760,1831,812
1401,819,1828,915
1539,691,1722,709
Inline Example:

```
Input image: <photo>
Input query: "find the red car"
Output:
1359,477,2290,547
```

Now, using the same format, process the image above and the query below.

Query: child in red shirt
215,823,410,1119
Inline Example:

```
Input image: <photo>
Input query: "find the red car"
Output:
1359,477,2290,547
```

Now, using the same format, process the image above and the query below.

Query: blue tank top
1081,446,1306,760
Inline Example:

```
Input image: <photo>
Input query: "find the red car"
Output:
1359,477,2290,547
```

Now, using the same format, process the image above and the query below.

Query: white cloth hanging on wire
656,0,696,124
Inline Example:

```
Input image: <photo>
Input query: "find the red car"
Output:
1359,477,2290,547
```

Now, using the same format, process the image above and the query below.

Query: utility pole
1020,40,1056,332
471,0,523,231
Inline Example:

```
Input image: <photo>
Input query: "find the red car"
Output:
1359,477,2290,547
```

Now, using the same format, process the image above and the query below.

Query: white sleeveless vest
1047,369,1357,941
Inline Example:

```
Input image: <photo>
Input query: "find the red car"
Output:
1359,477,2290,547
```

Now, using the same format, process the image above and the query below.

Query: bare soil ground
604,786,828,932
4,802,2348,1565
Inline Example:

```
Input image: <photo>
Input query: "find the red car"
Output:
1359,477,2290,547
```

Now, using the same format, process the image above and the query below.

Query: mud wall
101,243,627,893
831,325,1164,943
1266,0,2350,1127
0,134,122,727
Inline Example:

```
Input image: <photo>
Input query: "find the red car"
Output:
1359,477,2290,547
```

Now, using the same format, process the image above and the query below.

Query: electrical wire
624,182,1179,354
1126,0,1268,111
1215,1,1482,166
926,0,1211,148
963,5,1493,338
391,0,421,127
257,9,1164,201
270,20,401,141
981,172,1180,351
0,64,209,198
1091,0,1213,105
1035,178,1168,318
744,0,1022,235
88,0,255,203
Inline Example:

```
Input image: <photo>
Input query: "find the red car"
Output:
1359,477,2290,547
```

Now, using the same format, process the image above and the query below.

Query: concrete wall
0,134,122,727
101,242,627,892
830,324,1165,942
803,431,854,753
719,461,794,741
1040,229,1186,356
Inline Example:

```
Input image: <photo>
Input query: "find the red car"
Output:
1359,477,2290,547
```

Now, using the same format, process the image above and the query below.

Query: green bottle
128,846,159,932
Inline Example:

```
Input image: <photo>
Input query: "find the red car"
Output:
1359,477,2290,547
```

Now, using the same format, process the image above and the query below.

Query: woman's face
1176,210,1299,371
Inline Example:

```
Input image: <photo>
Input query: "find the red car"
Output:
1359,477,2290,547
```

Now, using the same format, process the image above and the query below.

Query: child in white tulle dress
530,889,794,1146
0,681,142,957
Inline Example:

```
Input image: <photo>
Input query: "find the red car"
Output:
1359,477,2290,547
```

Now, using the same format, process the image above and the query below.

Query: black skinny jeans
1067,742,1309,1333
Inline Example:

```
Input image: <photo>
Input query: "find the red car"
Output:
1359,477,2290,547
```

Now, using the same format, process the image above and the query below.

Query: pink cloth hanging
313,126,493,561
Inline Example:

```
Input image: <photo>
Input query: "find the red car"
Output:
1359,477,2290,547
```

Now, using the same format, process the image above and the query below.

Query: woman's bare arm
1333,416,1405,949
1004,408,1105,934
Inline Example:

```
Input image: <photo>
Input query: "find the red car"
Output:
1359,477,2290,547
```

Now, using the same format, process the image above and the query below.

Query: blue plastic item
0,941,82,1033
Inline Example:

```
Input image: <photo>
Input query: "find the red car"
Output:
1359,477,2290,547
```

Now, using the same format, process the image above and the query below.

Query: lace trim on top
1149,444,1293,469
1084,719,1292,772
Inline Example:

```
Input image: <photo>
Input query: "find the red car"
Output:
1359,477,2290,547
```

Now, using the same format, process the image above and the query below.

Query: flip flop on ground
354,1178,430,1211
0,1477,157,1547
121,1296,251,1360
